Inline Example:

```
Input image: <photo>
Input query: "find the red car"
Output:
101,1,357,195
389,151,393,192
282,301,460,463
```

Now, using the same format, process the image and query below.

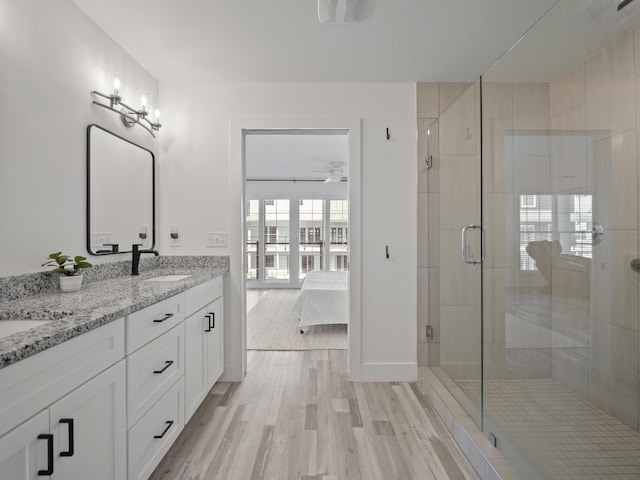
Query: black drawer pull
153,420,174,439
205,313,212,332
153,313,174,323
60,418,74,457
153,360,174,374
37,433,54,475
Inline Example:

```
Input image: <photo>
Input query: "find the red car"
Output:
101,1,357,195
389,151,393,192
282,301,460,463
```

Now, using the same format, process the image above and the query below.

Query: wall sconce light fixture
91,77,161,137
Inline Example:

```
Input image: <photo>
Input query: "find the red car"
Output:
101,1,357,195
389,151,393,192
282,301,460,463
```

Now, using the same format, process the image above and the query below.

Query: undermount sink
0,319,52,340
144,274,192,282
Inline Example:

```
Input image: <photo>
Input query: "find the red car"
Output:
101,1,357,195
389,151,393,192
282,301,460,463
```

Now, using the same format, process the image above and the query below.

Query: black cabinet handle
153,313,174,323
153,420,174,439
59,418,74,457
205,313,212,332
37,433,54,475
153,360,174,374
209,312,215,329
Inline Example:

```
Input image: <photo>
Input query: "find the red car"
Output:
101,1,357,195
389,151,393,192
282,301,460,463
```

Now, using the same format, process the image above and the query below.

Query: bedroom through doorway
244,130,350,351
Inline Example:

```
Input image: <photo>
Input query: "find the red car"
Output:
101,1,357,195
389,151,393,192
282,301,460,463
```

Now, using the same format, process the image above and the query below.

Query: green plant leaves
42,252,92,275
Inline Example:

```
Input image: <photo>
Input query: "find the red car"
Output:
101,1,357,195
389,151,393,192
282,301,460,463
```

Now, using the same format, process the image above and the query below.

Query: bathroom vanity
0,259,227,480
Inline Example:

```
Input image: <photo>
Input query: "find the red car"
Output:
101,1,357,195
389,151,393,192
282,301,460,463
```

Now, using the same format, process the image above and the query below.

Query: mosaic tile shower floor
457,378,640,480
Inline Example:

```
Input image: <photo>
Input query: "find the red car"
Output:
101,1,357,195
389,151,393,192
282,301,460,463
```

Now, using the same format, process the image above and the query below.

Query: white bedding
293,271,348,329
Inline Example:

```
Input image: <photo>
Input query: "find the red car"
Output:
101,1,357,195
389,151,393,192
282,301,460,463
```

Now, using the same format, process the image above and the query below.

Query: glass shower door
480,1,640,477
435,79,484,427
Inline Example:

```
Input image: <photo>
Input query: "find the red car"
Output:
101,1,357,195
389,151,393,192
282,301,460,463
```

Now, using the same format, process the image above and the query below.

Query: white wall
160,83,418,381
0,0,159,276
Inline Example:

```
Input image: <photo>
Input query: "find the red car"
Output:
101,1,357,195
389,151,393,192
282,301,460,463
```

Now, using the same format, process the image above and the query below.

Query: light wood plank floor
150,350,479,480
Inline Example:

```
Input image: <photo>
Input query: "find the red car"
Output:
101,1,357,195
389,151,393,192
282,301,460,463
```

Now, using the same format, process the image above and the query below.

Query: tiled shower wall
417,82,471,367
417,27,640,432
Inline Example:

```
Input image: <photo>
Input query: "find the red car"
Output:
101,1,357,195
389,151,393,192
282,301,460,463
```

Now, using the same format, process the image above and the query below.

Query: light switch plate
206,232,228,248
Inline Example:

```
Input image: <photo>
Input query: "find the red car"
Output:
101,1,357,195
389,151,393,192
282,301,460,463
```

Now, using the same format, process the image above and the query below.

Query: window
301,255,314,273
336,255,348,270
265,226,277,244
521,195,536,208
519,194,592,271
265,255,274,268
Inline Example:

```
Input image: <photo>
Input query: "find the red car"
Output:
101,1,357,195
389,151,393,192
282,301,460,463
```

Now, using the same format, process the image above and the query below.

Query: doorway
244,130,351,352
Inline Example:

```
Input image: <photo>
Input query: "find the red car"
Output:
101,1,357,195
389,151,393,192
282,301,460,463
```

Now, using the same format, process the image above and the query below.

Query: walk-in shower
425,1,640,478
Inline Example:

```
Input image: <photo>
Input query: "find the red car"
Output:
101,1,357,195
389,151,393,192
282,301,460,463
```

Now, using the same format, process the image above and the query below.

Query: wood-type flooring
150,350,479,480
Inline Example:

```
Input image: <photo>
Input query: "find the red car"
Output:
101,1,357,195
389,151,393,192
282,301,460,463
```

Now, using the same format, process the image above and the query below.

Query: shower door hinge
426,325,433,340
488,432,497,448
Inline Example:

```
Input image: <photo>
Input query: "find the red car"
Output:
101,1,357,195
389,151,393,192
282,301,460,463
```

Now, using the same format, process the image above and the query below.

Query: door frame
229,117,362,381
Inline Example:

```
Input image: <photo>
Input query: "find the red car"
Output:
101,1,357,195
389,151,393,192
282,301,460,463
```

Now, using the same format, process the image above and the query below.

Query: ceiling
70,0,559,83
245,132,348,181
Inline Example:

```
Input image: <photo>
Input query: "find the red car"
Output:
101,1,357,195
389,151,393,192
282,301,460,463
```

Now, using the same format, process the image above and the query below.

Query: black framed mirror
86,124,155,255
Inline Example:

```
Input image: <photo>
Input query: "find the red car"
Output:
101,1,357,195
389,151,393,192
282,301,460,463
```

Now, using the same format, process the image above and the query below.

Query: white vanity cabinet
184,277,224,421
125,293,186,480
0,273,225,480
0,318,126,480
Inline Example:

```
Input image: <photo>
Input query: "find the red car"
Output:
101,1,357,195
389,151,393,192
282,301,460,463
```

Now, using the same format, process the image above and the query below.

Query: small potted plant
42,252,92,292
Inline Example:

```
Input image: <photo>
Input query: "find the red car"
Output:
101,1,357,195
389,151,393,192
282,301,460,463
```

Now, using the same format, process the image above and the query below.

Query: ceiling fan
316,161,345,183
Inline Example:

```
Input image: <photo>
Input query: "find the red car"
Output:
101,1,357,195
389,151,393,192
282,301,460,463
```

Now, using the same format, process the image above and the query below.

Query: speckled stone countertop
0,257,229,369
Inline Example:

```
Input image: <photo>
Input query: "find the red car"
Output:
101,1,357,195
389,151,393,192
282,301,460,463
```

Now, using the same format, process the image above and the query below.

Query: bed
292,270,348,332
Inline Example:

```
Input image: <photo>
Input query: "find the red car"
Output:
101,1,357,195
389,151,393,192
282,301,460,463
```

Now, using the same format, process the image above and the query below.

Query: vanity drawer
126,293,184,354
127,323,184,428
184,276,222,318
128,377,184,480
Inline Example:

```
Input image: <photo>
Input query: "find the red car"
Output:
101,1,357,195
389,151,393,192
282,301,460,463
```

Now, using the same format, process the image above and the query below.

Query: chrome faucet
132,244,159,275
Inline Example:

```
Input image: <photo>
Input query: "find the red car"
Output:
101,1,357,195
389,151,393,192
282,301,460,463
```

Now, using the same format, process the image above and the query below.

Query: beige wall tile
428,193,440,267
439,155,478,231
585,30,635,139
439,85,478,156
482,82,513,119
513,155,551,194
428,342,440,367
483,118,515,194
550,115,588,193
440,305,481,370
418,267,428,343
417,83,439,118
483,342,508,380
552,347,588,397
589,229,638,331
587,130,638,231
635,28,640,77
589,317,639,429
483,193,515,269
550,62,585,118
439,82,473,115
417,192,429,268
513,83,550,131
427,119,440,193
417,342,429,366
417,118,437,193
551,267,589,300
428,267,441,341
440,230,480,306
483,268,508,344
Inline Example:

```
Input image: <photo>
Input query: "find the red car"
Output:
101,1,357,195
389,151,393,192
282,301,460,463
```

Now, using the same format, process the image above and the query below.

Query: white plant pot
59,274,83,292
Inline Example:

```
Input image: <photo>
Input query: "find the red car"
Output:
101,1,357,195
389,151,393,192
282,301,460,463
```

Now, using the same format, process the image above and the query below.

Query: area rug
247,289,347,350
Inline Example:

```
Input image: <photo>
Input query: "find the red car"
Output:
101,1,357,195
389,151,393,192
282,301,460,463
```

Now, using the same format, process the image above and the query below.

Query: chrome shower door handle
461,224,483,265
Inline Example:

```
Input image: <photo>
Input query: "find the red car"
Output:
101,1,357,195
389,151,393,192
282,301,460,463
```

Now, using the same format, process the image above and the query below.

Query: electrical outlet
170,225,180,247
91,232,113,248
206,232,228,248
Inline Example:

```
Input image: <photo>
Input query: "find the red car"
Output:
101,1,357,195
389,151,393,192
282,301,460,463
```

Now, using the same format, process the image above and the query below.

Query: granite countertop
0,265,228,369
